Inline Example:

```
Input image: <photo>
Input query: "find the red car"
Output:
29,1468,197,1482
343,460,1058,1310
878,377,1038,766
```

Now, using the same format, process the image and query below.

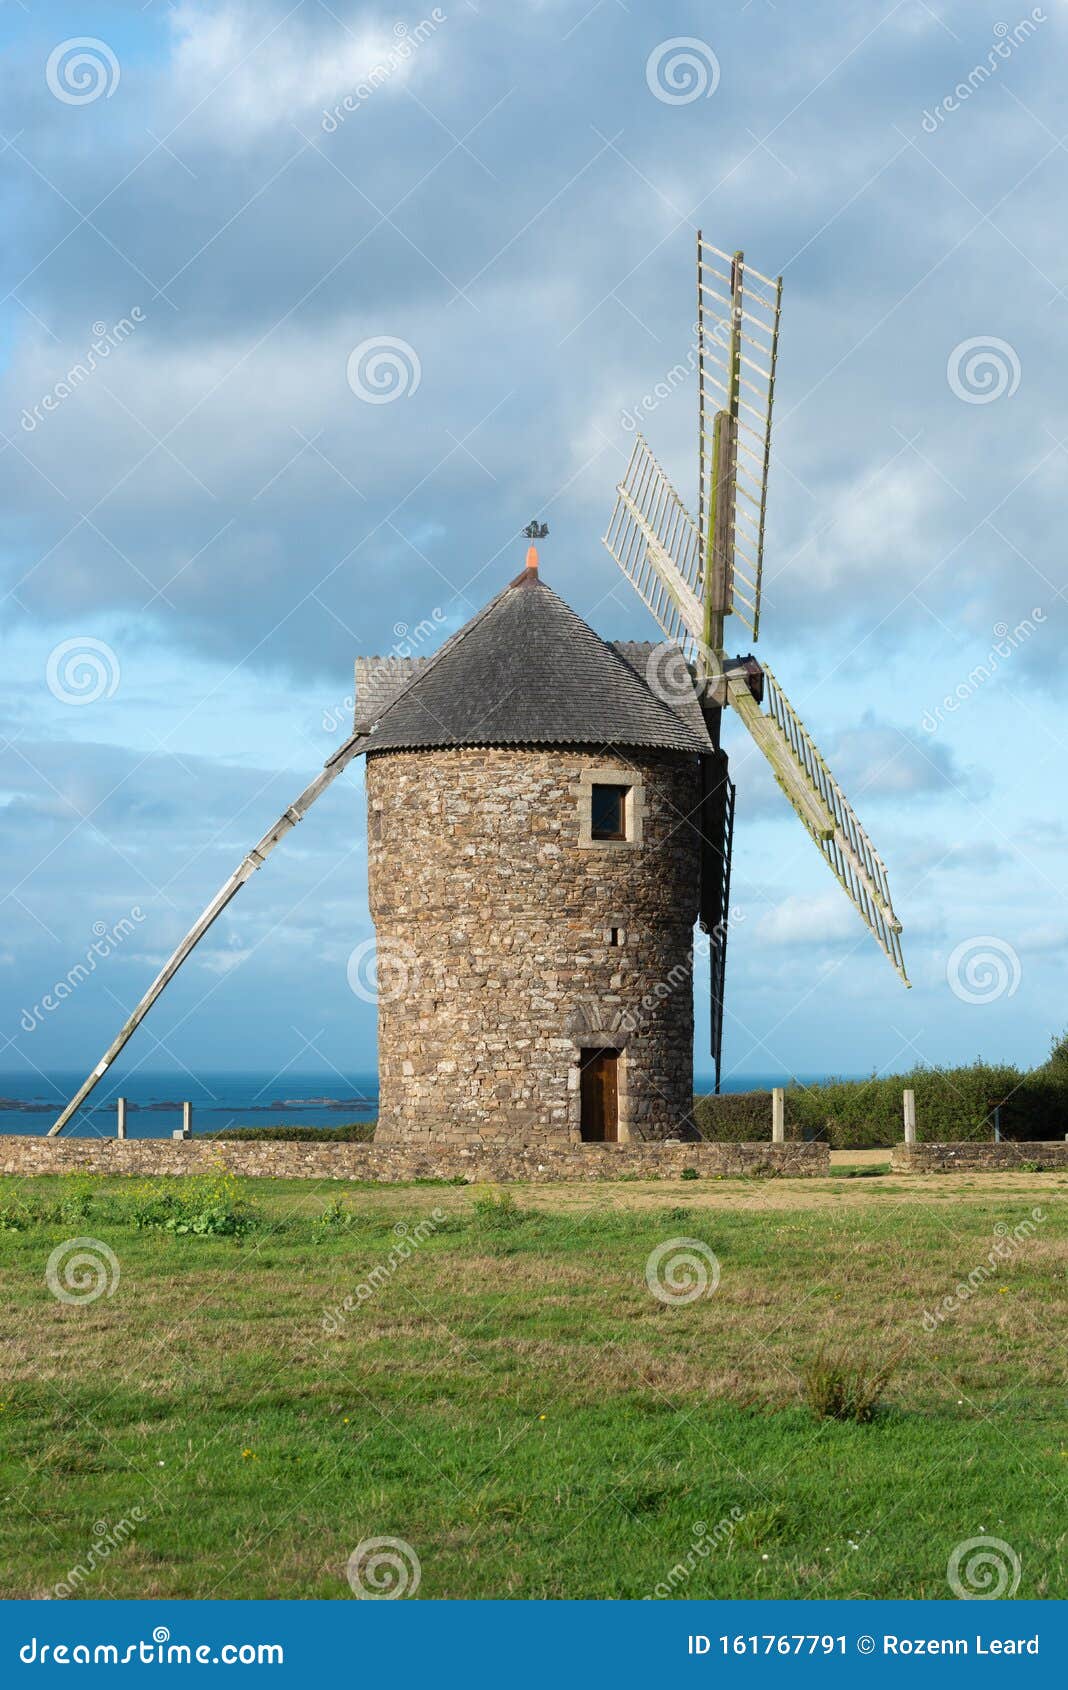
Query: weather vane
523,520,549,540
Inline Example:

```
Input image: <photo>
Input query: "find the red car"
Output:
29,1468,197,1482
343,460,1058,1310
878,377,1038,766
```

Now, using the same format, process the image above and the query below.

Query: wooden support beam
771,1087,785,1144
116,1097,127,1140
704,409,734,656
182,1101,192,1139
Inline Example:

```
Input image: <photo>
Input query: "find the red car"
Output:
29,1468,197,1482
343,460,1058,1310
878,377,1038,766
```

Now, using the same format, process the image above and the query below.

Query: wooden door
580,1050,619,1142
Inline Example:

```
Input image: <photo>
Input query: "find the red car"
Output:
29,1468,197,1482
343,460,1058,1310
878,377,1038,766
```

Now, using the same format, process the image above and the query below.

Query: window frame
572,765,645,851
590,782,630,842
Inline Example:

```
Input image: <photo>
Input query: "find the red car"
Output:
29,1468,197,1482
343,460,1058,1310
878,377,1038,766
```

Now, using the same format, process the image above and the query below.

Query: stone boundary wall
892,1141,1068,1173
0,1136,828,1182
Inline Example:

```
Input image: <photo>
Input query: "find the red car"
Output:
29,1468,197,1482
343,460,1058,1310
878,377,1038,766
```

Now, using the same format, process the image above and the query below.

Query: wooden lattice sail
602,231,909,1085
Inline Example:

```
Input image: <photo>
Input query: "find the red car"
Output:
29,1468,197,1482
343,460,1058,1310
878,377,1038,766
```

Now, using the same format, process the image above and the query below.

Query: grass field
1,1165,1064,1600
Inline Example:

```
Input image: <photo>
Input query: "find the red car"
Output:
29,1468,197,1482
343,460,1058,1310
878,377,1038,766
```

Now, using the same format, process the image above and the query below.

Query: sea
0,1070,823,1137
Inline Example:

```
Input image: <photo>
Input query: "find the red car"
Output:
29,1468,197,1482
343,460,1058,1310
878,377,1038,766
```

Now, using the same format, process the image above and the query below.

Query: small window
608,927,622,947
591,783,630,841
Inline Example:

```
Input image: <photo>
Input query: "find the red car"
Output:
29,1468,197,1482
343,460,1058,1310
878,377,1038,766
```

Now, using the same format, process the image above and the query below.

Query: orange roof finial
523,519,548,575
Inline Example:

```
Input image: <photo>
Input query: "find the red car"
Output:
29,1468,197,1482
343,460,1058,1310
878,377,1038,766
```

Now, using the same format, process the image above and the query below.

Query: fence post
771,1087,785,1144
182,1101,193,1139
116,1097,127,1140
902,1089,916,1145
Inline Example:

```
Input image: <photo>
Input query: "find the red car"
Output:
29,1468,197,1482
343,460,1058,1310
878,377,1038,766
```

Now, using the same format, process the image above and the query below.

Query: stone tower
357,555,714,1147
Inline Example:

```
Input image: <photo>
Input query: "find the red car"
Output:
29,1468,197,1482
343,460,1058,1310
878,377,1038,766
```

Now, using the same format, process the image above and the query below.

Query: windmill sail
603,434,706,665
726,665,909,985
697,235,782,646
603,233,908,999
48,731,370,1135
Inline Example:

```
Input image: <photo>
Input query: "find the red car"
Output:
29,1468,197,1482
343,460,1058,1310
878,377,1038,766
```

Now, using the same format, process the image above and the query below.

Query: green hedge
694,1063,1068,1149
691,1091,791,1143
207,1122,376,1143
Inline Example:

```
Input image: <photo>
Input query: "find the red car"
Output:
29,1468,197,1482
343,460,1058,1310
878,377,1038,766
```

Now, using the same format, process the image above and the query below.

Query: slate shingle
359,572,713,755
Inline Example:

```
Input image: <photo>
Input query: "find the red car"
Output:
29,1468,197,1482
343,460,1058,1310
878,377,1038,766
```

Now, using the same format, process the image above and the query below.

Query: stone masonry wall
891,1141,1068,1172
366,746,704,1145
0,1136,827,1181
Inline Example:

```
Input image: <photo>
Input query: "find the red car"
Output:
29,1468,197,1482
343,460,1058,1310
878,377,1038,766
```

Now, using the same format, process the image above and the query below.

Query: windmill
603,233,908,1089
48,234,907,1138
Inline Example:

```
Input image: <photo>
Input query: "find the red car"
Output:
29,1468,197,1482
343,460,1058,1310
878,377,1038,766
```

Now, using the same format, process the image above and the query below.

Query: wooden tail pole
116,1097,127,1140
48,733,370,1136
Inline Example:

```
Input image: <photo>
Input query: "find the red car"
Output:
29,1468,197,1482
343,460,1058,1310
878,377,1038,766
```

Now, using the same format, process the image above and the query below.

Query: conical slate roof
361,568,712,755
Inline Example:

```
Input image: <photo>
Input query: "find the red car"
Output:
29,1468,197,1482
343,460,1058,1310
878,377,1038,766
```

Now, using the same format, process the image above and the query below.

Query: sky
0,0,1065,1099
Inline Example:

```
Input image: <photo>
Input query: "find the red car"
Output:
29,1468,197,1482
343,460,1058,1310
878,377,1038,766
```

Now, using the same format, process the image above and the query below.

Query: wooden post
116,1097,127,1139
903,1089,916,1145
182,1101,192,1139
771,1087,785,1143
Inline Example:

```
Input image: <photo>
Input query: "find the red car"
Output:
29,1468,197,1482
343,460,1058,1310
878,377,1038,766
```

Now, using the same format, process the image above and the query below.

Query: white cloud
789,454,943,594
755,894,859,948
167,2,443,139
823,713,982,799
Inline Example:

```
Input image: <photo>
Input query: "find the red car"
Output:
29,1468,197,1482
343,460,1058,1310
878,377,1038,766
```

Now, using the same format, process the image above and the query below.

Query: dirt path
281,1166,1065,1219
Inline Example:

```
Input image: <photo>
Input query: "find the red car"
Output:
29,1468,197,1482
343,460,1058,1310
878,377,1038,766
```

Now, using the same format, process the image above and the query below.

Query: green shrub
312,1196,358,1235
130,1170,260,1237
691,1091,790,1143
694,1060,1068,1148
679,1167,699,1180
209,1122,375,1143
1036,1027,1068,1084
470,1188,527,1229
802,1346,897,1423
0,1183,97,1232
0,1197,34,1232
